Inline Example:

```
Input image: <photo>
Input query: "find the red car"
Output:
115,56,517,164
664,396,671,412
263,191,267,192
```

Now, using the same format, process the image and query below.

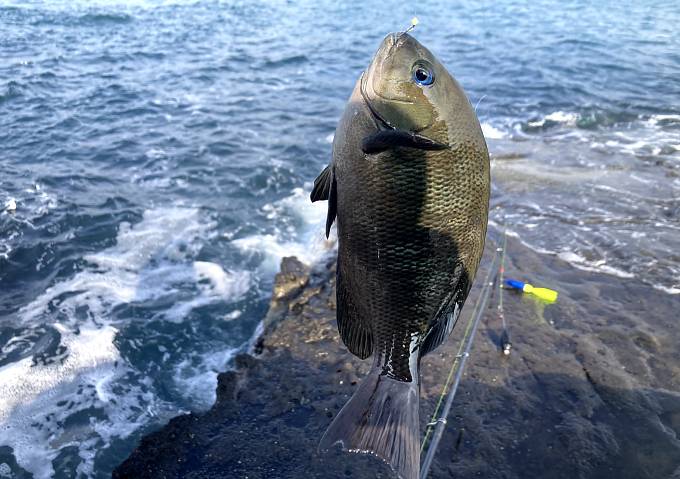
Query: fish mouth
362,33,418,107
360,72,444,150
360,33,437,136
360,72,420,130
360,72,396,130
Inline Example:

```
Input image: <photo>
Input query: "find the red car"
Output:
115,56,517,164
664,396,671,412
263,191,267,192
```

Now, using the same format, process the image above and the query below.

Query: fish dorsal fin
361,130,448,155
325,169,337,238
310,165,332,202
310,164,337,238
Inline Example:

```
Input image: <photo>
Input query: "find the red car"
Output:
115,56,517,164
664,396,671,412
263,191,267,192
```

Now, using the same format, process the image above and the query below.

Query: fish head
361,32,480,145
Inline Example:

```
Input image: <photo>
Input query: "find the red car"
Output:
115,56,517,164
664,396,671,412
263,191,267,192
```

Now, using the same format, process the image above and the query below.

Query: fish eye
412,64,434,86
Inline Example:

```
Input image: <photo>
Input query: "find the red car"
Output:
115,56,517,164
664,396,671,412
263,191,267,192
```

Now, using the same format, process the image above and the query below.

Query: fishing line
404,17,419,34
419,245,501,479
474,94,487,114
499,227,511,355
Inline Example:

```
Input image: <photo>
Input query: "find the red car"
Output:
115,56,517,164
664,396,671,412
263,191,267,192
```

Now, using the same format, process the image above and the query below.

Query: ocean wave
491,109,679,139
652,284,680,295
481,122,508,140
590,117,680,160
231,187,334,272
262,54,309,69
556,251,635,279
1,206,252,477
0,81,23,105
19,207,252,326
485,109,680,164
0,324,130,478
0,183,58,265
4,0,200,12
172,346,239,410
77,12,133,25
646,114,680,126
489,217,679,295
526,111,580,129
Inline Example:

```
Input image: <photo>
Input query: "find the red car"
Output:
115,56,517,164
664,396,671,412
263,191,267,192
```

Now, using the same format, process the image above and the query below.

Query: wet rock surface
114,236,680,479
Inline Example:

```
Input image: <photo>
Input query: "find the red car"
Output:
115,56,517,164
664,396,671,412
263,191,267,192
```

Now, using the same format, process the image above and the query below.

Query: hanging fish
311,31,490,479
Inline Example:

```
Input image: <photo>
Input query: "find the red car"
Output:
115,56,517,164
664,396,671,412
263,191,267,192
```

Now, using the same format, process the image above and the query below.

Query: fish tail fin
319,366,420,479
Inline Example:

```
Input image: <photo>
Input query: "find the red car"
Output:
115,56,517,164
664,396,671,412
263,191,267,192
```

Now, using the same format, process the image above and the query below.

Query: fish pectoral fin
310,164,337,238
310,164,332,202
325,168,337,238
361,130,448,154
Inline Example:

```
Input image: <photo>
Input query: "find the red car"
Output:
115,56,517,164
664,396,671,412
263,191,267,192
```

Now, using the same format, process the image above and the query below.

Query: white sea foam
1,183,57,265
151,261,251,323
232,187,334,271
0,324,119,424
172,346,239,410
481,122,507,139
20,207,244,324
528,240,640,281
0,324,125,478
652,284,680,295
527,111,580,128
647,114,680,124
524,109,679,160
586,113,680,160
4,198,16,212
1,206,251,477
145,147,167,159
490,221,644,283
2,183,57,226
557,251,635,278
545,111,579,124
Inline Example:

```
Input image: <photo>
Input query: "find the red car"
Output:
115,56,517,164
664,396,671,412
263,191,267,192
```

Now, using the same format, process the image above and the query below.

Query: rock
114,240,680,479
255,256,311,354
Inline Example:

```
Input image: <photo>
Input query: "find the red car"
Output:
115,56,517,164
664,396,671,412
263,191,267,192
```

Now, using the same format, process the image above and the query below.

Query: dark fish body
311,32,489,479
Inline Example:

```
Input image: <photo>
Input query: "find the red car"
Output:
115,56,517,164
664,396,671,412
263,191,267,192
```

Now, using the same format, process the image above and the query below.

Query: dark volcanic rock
114,238,680,479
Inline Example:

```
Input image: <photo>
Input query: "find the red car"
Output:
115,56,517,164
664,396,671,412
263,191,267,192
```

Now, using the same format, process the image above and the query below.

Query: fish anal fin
421,271,469,357
420,303,462,357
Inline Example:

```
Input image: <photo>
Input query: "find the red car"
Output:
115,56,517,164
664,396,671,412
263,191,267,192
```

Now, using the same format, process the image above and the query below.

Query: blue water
1,0,678,477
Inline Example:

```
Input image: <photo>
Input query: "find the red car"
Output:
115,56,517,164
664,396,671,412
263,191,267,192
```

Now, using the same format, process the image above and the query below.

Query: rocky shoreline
114,235,680,479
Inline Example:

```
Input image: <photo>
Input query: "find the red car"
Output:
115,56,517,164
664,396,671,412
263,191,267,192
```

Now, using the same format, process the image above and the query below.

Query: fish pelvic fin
319,365,420,479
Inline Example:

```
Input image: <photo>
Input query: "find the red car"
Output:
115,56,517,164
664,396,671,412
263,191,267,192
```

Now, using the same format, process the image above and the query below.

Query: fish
311,32,490,479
